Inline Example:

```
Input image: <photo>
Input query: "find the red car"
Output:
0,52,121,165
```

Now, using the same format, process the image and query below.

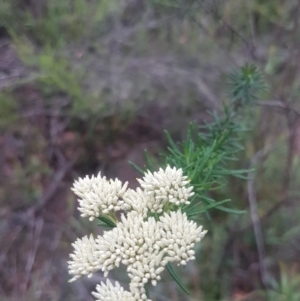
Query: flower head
92,279,143,301
158,210,207,266
122,188,150,218
95,212,166,287
72,173,129,221
137,165,194,213
68,235,100,282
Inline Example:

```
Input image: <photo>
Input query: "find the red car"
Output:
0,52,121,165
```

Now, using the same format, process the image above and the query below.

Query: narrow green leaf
97,222,115,228
128,161,144,175
199,195,246,214
216,206,247,214
217,168,253,175
200,193,217,202
182,193,198,209
166,263,190,295
165,130,181,154
189,144,216,180
97,214,117,228
186,199,231,217
183,199,201,214
144,150,155,172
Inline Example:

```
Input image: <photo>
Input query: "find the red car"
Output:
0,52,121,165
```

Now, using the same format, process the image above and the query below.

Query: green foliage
163,120,247,215
228,63,267,106
37,52,83,102
0,92,17,129
129,64,266,296
252,0,290,28
1,0,120,47
132,64,266,218
166,263,191,295
11,38,107,120
97,214,117,228
266,264,300,301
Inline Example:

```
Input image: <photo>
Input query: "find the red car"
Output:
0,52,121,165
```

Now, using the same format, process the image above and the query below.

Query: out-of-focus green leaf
166,263,190,295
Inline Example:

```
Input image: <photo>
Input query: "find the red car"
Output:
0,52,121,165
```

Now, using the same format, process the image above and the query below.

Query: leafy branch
129,64,266,296
131,64,266,216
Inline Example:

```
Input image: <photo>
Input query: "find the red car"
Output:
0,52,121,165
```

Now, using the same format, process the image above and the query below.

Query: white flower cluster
158,211,206,266
72,173,129,221
68,166,207,301
122,188,149,218
137,165,194,213
95,212,166,286
68,235,99,282
92,280,150,301
92,280,138,301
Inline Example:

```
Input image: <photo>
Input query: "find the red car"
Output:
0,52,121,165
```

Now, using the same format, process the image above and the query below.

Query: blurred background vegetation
0,1,300,300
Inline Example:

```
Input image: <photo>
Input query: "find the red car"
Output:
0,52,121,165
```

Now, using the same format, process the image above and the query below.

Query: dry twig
247,145,274,288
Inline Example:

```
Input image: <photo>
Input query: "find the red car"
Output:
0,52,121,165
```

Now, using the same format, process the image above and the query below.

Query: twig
0,74,46,90
216,131,293,277
0,225,25,267
247,146,273,287
255,100,300,116
281,101,299,201
21,216,44,295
